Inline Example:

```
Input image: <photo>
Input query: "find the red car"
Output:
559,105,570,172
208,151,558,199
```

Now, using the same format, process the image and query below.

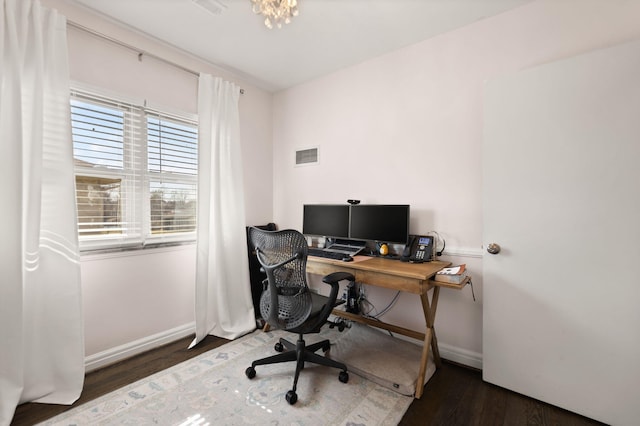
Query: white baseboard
390,332,483,370
438,342,483,370
84,322,483,374
84,322,195,372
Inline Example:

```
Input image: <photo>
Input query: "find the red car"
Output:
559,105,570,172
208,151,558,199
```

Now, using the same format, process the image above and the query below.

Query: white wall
272,0,640,367
42,0,274,368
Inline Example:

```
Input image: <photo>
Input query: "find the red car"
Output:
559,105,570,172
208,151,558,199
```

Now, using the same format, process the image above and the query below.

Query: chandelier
250,0,298,29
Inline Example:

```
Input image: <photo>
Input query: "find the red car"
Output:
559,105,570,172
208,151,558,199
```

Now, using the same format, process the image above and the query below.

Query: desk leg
425,286,442,368
415,287,442,399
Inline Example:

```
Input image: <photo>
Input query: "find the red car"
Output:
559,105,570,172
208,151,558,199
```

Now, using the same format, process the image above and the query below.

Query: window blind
146,113,198,236
71,93,143,249
70,89,197,250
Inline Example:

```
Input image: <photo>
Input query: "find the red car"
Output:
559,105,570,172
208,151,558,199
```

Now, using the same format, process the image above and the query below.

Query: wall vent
192,0,227,15
295,147,319,166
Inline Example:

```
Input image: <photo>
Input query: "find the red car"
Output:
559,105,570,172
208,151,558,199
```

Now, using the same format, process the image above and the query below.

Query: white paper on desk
437,264,466,275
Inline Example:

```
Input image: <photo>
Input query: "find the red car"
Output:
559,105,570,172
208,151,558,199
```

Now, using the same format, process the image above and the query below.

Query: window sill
80,240,196,260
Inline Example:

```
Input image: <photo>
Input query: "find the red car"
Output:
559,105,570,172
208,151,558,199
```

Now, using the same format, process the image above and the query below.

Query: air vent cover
192,0,227,15
295,147,319,166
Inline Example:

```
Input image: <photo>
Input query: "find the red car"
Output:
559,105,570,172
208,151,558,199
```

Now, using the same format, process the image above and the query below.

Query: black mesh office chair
245,227,354,405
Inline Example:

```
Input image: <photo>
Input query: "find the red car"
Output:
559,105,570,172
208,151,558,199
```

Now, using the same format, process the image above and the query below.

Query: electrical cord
468,278,476,301
358,301,394,337
359,290,401,320
428,230,445,257
359,296,376,318
375,291,401,317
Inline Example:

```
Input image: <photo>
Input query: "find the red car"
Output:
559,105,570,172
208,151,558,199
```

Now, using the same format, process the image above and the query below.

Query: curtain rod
66,20,244,94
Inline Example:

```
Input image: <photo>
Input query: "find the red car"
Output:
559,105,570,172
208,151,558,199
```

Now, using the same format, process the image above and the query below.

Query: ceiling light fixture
250,0,298,29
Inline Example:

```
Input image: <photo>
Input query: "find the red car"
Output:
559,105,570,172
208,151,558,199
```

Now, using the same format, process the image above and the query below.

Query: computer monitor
302,204,350,239
349,204,410,244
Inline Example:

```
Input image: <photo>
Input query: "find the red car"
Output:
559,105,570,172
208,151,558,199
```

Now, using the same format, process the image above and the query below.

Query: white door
483,39,640,425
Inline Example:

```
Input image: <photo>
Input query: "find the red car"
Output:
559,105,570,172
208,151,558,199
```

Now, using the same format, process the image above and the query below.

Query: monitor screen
302,204,350,239
349,204,410,244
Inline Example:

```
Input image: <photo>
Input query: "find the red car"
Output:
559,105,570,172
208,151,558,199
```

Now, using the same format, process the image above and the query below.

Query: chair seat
311,292,329,314
288,292,331,334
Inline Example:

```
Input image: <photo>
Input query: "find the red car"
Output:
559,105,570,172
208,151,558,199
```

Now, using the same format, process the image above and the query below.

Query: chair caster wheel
285,390,297,405
274,342,284,352
339,371,349,383
322,342,331,352
245,366,256,379
338,322,345,332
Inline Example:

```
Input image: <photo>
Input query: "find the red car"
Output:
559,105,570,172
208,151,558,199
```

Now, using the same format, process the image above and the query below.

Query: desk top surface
307,255,450,281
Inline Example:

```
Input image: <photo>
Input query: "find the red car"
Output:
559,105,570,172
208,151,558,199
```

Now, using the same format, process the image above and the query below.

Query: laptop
324,239,366,256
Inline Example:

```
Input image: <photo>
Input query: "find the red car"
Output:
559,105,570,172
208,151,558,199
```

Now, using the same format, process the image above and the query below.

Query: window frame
70,87,198,252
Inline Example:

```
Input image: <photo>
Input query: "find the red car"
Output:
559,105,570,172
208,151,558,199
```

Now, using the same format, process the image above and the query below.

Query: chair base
246,334,349,404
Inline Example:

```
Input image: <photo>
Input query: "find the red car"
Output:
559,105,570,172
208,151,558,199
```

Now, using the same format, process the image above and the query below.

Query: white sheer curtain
0,1,84,424
190,74,255,347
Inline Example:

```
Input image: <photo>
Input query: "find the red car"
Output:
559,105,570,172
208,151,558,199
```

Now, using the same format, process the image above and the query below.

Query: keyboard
308,247,353,261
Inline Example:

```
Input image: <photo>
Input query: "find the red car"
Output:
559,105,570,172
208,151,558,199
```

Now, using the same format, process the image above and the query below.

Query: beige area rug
39,327,412,425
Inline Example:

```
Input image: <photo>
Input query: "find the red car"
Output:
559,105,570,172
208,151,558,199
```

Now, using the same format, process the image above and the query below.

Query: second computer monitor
349,204,410,244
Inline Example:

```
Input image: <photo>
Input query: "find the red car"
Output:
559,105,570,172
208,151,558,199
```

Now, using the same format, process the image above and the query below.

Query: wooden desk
306,255,468,398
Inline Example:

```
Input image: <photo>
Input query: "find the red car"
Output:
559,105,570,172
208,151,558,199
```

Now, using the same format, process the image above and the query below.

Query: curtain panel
0,0,84,424
190,74,255,347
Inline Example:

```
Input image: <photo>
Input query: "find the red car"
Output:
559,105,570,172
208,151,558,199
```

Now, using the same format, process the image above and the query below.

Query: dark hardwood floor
11,335,228,426
400,361,605,426
12,335,605,426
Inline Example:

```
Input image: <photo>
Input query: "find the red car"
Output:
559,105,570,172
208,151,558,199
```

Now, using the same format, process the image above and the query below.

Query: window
70,90,197,250
147,115,197,235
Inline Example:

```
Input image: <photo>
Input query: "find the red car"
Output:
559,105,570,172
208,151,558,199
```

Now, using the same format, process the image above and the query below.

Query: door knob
486,243,501,255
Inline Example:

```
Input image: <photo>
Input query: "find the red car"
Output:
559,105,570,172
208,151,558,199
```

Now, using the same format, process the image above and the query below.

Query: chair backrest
248,228,312,330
